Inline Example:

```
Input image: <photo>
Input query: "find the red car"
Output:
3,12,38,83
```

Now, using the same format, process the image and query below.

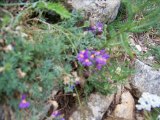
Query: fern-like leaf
36,2,71,19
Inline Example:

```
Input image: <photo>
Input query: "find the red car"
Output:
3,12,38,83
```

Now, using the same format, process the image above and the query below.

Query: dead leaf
17,68,26,78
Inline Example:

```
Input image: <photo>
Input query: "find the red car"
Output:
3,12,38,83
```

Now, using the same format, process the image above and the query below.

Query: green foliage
0,5,83,118
0,0,160,119
35,1,71,19
0,31,66,98
150,46,160,62
0,0,71,27
84,59,133,96
104,0,160,58
83,0,160,96
143,108,160,120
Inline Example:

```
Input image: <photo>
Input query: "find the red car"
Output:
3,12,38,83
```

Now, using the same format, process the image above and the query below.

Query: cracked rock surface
131,59,160,96
67,0,121,23
71,93,114,120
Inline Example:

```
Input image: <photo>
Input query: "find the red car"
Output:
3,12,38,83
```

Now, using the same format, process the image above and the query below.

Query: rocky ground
67,58,160,120
66,1,160,119
0,0,160,120
47,10,160,120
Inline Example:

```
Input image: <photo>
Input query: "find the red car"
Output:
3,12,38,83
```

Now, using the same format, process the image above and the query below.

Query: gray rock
131,59,160,96
88,93,114,120
67,0,121,23
113,91,135,120
70,93,114,120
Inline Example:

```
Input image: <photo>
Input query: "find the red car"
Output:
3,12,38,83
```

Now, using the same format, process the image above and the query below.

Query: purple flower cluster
19,94,30,109
90,22,103,33
77,49,109,70
51,111,65,120
83,22,103,35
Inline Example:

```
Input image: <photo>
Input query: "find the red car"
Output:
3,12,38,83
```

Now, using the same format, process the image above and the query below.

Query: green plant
82,0,160,97
0,0,160,119
104,0,160,57
150,46,160,62
0,0,73,118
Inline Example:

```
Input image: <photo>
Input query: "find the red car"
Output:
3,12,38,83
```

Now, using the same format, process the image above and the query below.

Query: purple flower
77,50,85,62
83,49,90,58
96,64,103,70
96,50,109,61
99,50,110,59
82,59,92,66
90,22,103,33
77,50,90,62
94,51,101,56
77,50,93,66
75,80,80,85
102,53,110,59
96,57,106,65
77,49,109,69
100,49,106,54
51,111,65,120
95,50,109,70
19,94,30,109
90,53,95,60
96,22,103,32
91,25,97,30
21,94,26,100
51,111,61,118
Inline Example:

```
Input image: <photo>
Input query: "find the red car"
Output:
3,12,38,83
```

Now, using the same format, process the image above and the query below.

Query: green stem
154,108,160,114
12,5,32,27
144,110,151,120
74,87,82,108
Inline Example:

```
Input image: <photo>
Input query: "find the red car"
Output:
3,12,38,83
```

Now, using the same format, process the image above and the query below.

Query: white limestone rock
71,93,114,120
113,91,135,120
68,0,121,23
131,59,160,96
